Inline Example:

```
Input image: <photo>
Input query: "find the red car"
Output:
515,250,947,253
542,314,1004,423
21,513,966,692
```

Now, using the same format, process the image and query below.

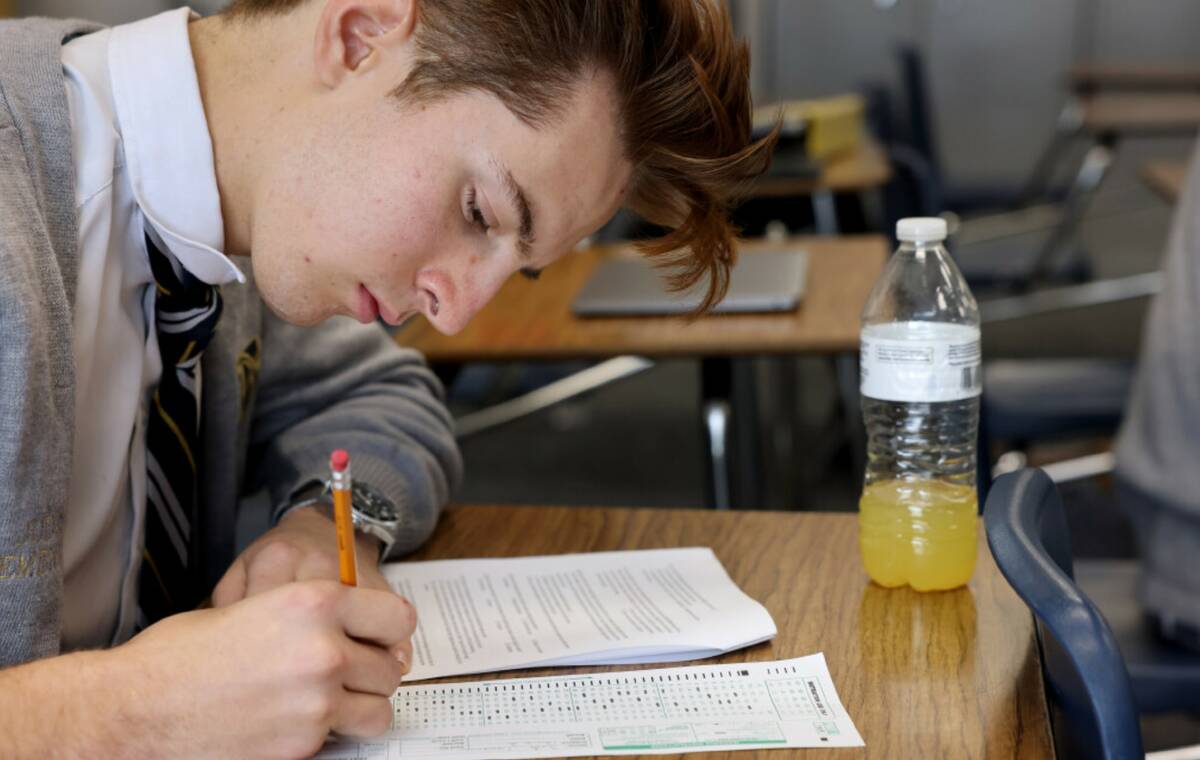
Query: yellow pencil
330,449,357,586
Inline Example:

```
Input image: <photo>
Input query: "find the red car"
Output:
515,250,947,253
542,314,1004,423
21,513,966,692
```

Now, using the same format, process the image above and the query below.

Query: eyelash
466,189,490,233
465,187,539,281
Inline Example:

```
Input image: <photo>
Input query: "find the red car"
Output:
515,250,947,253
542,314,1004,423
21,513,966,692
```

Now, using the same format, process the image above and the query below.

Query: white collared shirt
60,7,244,650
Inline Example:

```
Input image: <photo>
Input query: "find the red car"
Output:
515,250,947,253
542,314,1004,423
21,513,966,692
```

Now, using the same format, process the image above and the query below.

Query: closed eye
465,188,490,233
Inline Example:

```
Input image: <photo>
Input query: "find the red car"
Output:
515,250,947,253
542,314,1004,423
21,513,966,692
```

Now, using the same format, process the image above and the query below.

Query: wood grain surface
1140,159,1188,204
1071,64,1200,92
393,236,888,361
749,140,892,199
1083,93,1200,135
402,506,1055,759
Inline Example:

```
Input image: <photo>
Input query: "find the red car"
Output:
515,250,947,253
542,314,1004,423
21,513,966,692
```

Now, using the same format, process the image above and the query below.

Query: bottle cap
896,217,948,243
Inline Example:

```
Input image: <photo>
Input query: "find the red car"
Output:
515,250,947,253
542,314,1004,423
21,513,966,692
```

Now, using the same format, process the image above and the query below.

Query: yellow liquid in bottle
858,479,978,591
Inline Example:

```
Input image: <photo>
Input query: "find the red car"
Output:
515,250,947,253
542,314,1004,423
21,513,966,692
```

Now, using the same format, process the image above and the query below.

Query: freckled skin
247,71,631,334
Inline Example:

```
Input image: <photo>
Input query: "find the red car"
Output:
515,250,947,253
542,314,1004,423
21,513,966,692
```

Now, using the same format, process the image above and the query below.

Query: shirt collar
108,7,244,286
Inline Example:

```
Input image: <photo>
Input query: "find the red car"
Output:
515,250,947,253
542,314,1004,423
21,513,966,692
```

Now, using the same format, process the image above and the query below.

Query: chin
256,282,331,327
250,255,332,327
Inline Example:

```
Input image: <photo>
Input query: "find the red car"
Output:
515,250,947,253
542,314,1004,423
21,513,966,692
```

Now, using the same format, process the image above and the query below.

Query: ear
313,0,418,88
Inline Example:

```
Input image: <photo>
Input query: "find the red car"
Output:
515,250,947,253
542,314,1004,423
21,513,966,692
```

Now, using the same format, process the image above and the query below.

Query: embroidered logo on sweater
0,512,61,581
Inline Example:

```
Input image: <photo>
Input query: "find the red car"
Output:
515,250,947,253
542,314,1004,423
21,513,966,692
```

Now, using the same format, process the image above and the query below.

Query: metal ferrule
331,466,352,492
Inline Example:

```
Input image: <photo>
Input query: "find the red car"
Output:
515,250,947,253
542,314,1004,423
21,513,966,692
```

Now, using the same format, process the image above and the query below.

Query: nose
415,264,511,336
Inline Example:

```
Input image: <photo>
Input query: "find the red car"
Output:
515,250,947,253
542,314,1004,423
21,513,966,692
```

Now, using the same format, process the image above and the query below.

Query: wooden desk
1022,94,1200,283
396,236,888,362
1071,64,1200,93
398,236,886,510
1140,159,1188,204
750,140,892,199
1082,93,1200,136
409,505,1055,759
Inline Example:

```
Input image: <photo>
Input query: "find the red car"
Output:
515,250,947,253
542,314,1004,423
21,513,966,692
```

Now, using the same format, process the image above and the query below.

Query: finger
331,691,396,739
337,588,417,649
211,558,248,607
243,541,303,599
389,640,414,674
350,566,412,662
341,638,406,696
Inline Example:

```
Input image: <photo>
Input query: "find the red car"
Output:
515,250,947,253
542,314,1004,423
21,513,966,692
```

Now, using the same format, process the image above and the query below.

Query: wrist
287,478,400,561
287,503,384,565
99,642,177,755
2,649,145,756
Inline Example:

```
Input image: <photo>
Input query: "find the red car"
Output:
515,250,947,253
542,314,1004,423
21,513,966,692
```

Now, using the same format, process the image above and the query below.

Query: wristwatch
288,478,402,560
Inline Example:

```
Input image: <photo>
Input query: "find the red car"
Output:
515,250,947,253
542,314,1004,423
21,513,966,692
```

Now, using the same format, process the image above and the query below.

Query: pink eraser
330,450,350,472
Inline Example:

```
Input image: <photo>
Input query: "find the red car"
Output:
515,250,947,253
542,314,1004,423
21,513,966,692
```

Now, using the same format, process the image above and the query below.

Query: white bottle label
860,321,982,402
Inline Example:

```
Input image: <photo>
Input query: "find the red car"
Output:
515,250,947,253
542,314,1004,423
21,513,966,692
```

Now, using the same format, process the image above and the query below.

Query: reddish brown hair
227,0,776,310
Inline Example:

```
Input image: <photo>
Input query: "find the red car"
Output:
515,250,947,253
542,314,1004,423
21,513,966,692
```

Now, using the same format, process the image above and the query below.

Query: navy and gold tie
139,231,223,623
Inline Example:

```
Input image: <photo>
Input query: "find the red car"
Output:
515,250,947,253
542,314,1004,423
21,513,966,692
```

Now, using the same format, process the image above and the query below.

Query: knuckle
387,655,406,689
306,637,348,678
256,540,302,568
300,688,339,727
389,596,417,633
283,581,341,618
307,553,339,577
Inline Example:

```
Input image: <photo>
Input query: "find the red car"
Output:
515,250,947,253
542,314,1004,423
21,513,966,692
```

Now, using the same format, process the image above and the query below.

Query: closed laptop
572,247,808,316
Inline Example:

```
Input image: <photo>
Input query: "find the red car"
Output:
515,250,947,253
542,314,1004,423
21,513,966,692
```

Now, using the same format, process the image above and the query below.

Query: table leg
702,398,732,511
812,189,840,235
700,358,764,510
1016,96,1085,207
769,357,801,509
835,353,865,491
1027,136,1116,286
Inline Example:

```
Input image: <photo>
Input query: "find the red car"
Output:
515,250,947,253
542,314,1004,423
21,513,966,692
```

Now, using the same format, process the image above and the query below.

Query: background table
749,140,892,198
1071,64,1200,93
744,139,892,236
404,506,1055,759
396,237,888,510
396,237,887,361
1082,93,1200,136
1141,159,1188,205
1020,92,1200,284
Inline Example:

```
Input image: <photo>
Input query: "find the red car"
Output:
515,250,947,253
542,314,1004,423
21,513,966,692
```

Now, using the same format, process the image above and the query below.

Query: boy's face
247,67,632,335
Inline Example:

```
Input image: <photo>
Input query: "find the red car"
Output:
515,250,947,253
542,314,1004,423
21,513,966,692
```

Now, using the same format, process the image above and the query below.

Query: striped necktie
139,231,223,623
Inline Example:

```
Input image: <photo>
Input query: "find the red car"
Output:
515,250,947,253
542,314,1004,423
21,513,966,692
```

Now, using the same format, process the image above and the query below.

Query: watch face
353,482,399,523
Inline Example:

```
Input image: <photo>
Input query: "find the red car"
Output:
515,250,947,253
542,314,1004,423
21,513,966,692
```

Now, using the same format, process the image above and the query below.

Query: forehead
480,72,631,257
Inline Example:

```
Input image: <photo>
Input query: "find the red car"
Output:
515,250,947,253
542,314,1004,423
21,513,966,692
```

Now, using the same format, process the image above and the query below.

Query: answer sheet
382,548,777,682
315,654,864,759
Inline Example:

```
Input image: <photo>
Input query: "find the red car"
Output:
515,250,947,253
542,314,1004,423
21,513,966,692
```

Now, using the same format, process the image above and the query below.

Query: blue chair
985,468,1143,759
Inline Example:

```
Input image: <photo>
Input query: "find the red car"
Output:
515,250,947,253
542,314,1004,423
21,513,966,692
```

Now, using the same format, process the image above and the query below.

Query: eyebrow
491,157,537,262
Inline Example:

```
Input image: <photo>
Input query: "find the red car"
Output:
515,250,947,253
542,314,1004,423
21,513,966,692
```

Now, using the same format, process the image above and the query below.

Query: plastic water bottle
858,217,982,591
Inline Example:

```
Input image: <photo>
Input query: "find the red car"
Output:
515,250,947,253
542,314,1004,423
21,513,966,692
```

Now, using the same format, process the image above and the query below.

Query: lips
376,298,401,325
357,284,417,326
355,284,379,324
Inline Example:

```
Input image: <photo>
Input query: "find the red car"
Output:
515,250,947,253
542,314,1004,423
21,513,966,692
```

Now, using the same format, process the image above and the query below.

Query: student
1115,143,1200,654
0,0,773,755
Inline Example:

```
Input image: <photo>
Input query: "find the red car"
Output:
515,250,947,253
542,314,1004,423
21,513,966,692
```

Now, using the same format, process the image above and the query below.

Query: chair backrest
984,468,1143,759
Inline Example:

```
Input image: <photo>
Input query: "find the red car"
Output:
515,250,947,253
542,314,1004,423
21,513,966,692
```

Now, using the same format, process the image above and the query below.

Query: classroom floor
443,134,1200,751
